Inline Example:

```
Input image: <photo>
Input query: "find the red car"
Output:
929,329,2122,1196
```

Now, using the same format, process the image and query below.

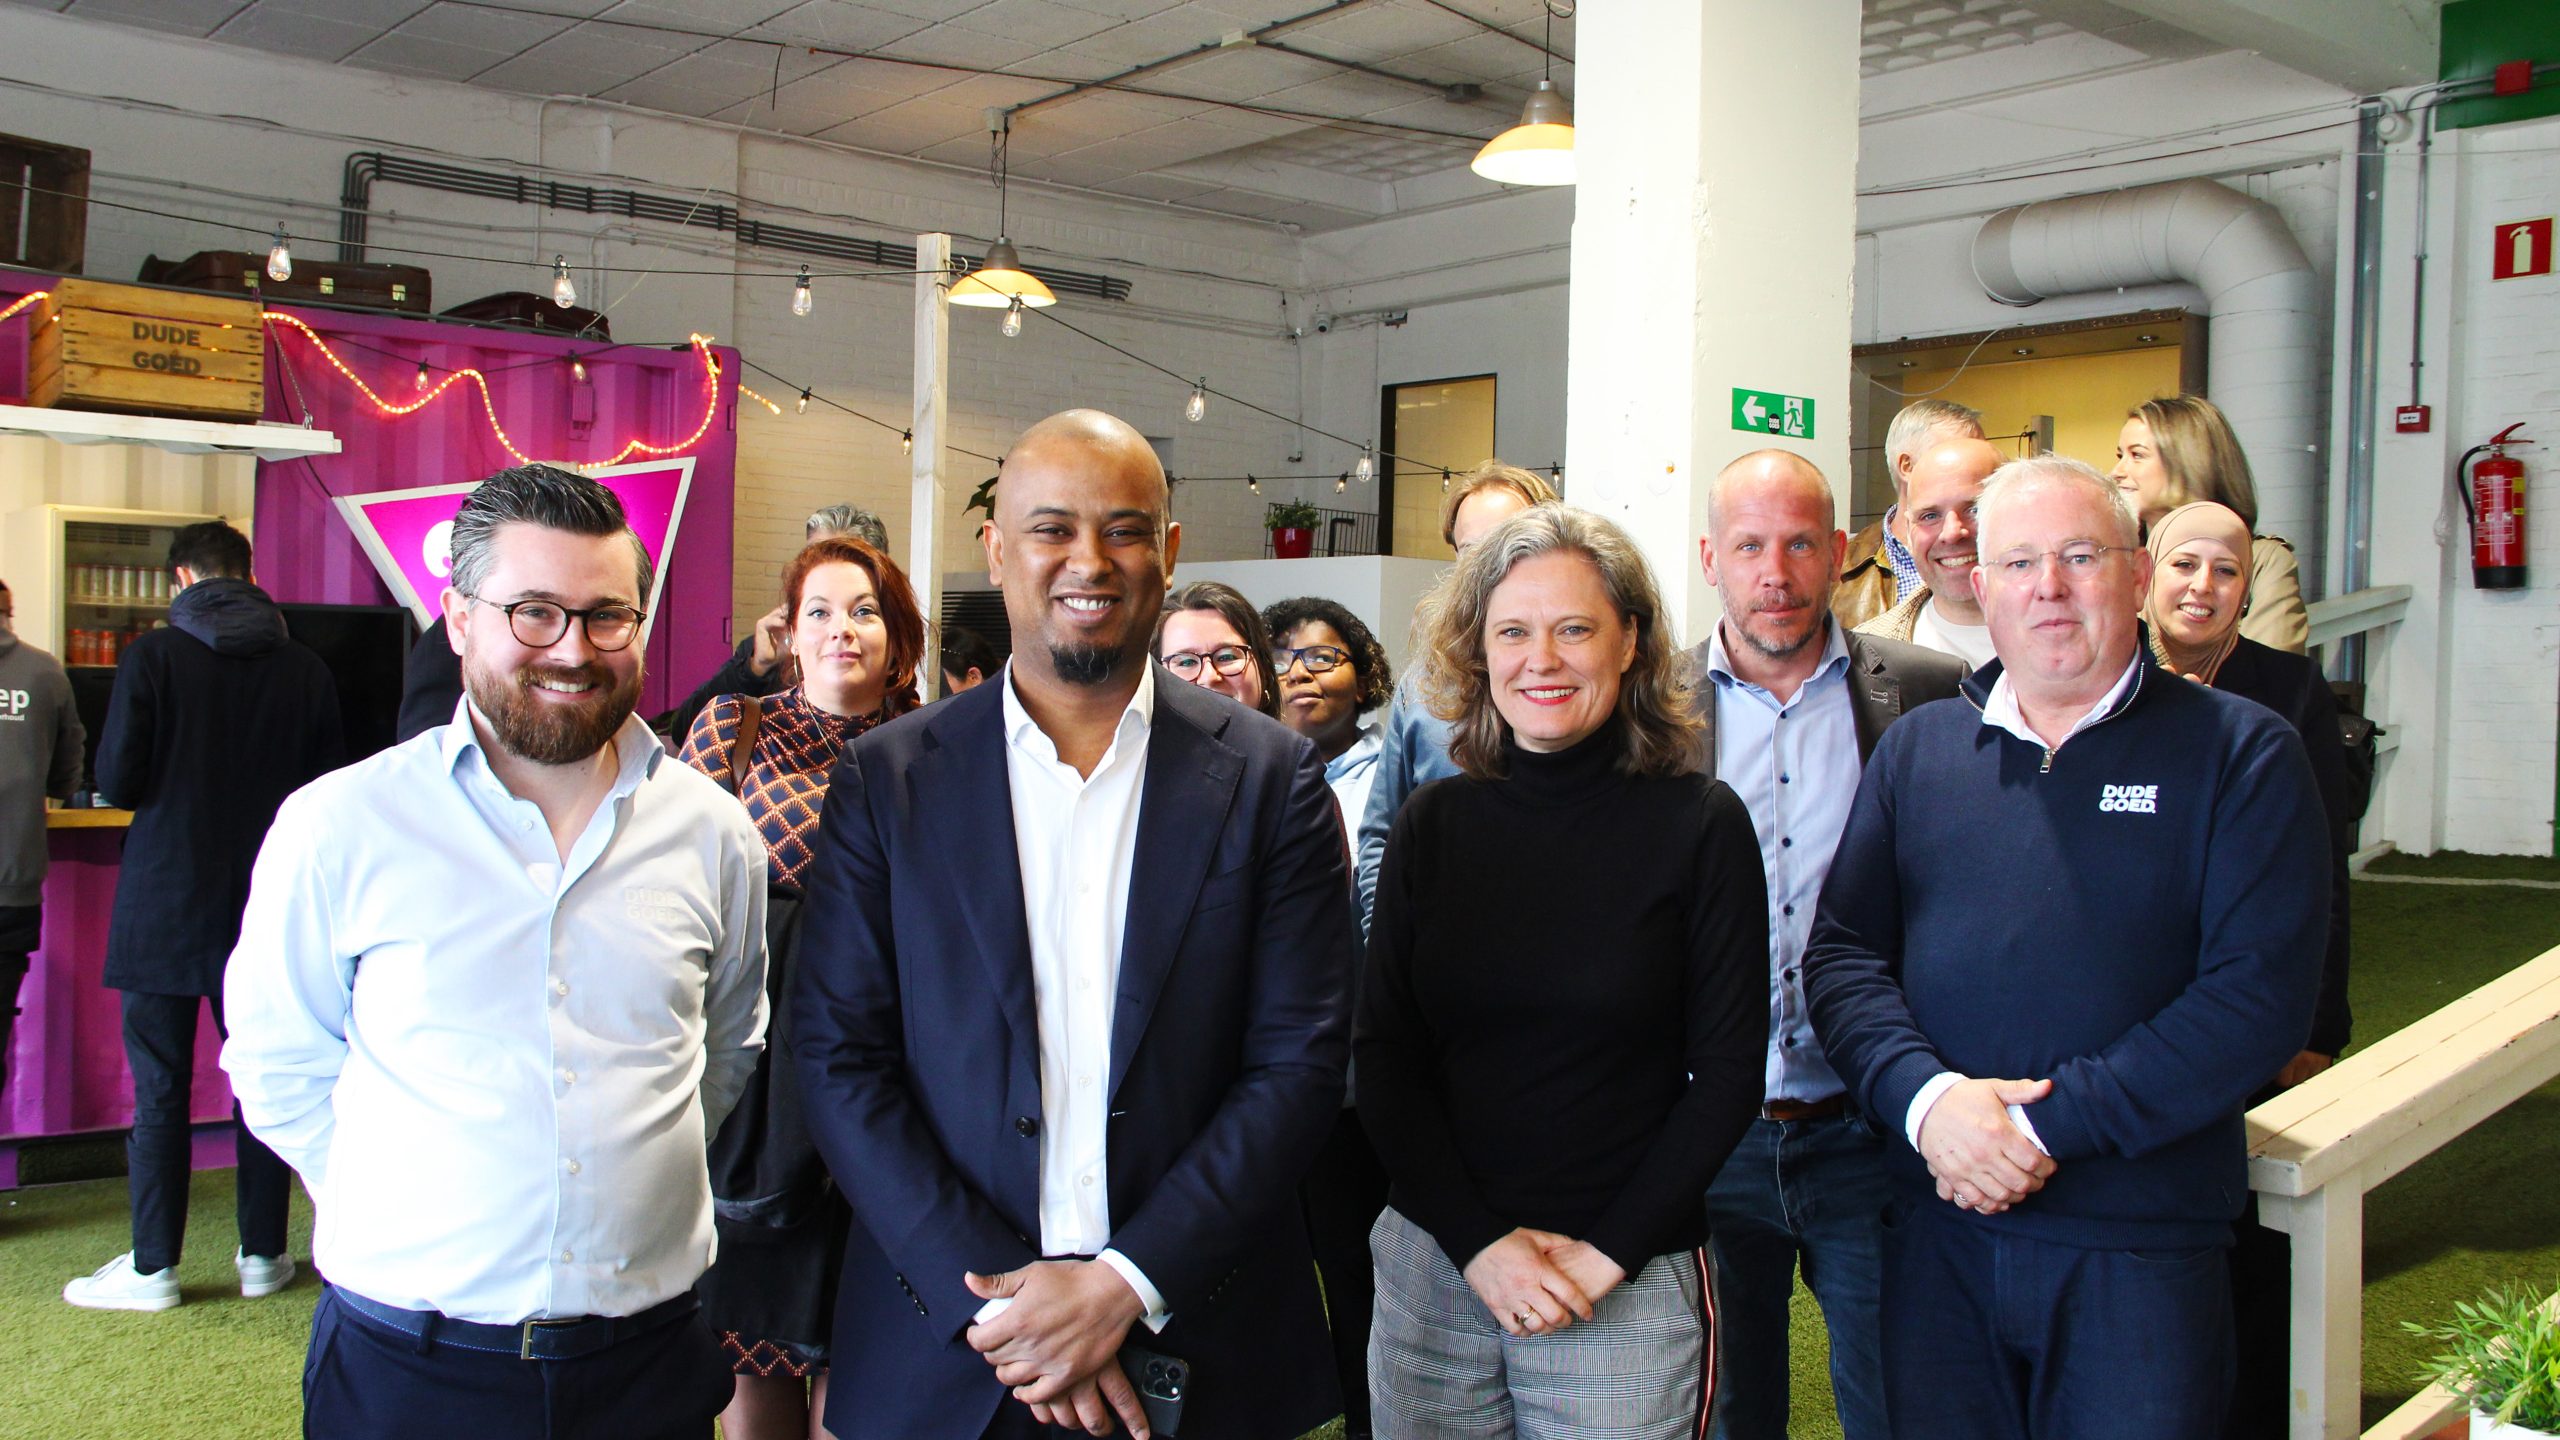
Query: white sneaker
63,1253,180,1312
235,1249,296,1298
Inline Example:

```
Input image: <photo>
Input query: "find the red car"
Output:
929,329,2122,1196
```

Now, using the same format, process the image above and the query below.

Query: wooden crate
29,278,265,421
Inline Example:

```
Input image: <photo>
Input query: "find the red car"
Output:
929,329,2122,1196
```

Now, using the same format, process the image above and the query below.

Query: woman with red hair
677,534,925,1440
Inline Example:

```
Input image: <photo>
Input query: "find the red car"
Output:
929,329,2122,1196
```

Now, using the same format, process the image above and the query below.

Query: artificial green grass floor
7,855,2559,1438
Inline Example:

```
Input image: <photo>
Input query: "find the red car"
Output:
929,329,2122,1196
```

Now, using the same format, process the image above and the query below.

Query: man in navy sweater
1803,456,2328,1439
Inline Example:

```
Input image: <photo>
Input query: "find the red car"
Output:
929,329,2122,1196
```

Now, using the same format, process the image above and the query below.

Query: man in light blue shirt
1692,451,1965,1440
223,465,768,1440
1353,461,1556,933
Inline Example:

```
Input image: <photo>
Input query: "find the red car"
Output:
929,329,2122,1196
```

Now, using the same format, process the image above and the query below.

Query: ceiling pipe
1971,176,2323,583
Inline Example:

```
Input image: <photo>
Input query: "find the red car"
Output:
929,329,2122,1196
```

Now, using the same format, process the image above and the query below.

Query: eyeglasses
1163,645,1254,679
1272,644,1351,676
1989,543,2137,583
471,596,646,651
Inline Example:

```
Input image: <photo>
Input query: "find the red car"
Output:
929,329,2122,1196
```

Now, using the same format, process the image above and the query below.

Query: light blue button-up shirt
1706,620,1861,1104
221,701,769,1323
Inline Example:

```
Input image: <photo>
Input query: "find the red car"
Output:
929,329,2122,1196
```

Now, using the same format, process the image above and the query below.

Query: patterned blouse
676,686,877,891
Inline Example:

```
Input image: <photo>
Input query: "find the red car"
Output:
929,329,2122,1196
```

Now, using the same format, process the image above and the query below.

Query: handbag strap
726,695,764,794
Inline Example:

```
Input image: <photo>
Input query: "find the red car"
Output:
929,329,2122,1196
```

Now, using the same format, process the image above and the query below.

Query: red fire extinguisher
2457,422,2533,590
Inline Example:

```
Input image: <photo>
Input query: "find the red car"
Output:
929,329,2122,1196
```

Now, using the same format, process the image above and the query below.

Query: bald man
1692,451,1965,1440
1855,438,2006,671
794,409,1354,1440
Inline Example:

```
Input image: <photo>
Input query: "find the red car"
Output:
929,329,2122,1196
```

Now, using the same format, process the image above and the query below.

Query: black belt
330,1285,697,1361
1758,1095,1847,1123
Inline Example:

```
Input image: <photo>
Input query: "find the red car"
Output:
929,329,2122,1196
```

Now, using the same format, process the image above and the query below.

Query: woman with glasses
1263,596,1394,850
1361,506,1767,1439
675,535,927,1440
1155,581,1280,716
2139,500,2354,1440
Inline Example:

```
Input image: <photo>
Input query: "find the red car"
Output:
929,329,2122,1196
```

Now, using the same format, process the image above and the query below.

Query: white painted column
1564,0,1859,643
2257,1186,2366,1440
912,233,951,687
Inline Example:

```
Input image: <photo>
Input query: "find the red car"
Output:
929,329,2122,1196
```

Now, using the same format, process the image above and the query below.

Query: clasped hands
964,1260,1151,1438
1461,1228,1626,1339
1918,1076,2057,1216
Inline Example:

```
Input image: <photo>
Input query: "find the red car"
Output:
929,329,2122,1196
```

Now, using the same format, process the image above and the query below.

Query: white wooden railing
2248,943,2560,1439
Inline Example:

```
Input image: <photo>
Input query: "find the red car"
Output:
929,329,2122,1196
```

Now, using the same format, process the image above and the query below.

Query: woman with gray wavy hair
1357,504,1769,1438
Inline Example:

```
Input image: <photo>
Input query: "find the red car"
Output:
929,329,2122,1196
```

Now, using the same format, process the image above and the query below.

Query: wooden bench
2247,942,2560,1438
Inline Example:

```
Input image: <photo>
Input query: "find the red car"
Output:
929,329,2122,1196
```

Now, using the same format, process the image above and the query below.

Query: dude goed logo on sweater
2099,782,2159,814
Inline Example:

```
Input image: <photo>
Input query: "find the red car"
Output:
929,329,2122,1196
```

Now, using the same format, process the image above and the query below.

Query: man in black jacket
64,521,343,1313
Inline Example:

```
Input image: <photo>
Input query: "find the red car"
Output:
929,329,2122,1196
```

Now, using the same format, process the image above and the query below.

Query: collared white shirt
1905,652,2145,1154
221,701,768,1324
995,662,1170,1328
1705,620,1858,1104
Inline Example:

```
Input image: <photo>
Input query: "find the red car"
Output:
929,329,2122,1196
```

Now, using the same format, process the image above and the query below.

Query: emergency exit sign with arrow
1732,387,1815,439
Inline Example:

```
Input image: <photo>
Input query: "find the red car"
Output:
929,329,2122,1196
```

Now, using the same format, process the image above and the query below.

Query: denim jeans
1703,1112,1890,1440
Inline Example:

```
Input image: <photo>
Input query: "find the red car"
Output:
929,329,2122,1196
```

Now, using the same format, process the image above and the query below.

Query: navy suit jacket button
1015,1116,1040,1137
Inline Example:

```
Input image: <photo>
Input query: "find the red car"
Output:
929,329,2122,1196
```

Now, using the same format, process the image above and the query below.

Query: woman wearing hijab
2112,394,2309,653
2141,499,2352,1440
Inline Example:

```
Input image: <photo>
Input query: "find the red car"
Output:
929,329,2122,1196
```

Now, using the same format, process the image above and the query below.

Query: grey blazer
1689,625,1969,781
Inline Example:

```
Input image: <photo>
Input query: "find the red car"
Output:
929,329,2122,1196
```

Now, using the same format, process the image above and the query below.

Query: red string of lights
262,312,725,470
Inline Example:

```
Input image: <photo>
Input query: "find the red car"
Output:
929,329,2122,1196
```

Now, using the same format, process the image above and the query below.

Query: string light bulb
791,265,813,318
796,388,810,415
551,255,577,309
1442,468,1453,493
1354,447,1375,484
1335,473,1348,494
1247,475,1259,495
1002,297,1025,338
415,361,430,391
266,226,292,283
571,356,588,383
1185,380,1207,424
901,429,914,456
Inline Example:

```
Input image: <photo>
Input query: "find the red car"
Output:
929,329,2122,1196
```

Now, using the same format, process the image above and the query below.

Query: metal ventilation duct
1972,177,2321,571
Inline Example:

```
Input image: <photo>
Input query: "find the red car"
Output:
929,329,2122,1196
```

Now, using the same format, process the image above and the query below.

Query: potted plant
1266,500,1321,559
2406,1284,2560,1437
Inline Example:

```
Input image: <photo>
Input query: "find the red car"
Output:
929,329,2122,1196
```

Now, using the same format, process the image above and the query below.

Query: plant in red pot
1267,500,1320,559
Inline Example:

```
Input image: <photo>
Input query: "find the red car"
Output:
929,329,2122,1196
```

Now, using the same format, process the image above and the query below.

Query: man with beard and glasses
794,409,1355,1440
222,465,769,1440
1690,451,1964,1440
1855,438,2005,672
63,521,340,1316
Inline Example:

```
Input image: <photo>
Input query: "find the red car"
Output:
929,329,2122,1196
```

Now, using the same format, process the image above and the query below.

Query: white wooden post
912,233,951,692
2258,1185,2366,1440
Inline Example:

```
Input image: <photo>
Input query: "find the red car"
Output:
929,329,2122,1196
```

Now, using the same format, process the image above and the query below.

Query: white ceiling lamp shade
953,116,1058,313
949,238,1057,309
1472,79,1575,187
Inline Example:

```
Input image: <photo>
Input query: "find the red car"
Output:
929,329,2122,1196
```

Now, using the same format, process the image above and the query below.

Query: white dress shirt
993,662,1170,1329
1905,654,2143,1155
221,702,769,1324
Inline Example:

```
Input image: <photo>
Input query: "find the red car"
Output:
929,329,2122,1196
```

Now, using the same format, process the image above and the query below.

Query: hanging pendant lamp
952,119,1059,309
1472,6,1574,187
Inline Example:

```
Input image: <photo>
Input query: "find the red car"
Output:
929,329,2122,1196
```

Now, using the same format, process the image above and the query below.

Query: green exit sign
1732,388,1815,439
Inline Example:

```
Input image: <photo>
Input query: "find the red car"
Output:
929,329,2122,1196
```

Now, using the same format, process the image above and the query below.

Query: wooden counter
46,808,130,829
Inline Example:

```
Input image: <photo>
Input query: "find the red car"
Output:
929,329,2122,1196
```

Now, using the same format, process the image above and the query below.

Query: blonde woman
2110,394,2308,652
1358,504,1767,1439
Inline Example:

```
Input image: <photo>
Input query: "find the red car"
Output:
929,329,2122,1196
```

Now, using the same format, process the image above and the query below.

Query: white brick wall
2436,116,2560,854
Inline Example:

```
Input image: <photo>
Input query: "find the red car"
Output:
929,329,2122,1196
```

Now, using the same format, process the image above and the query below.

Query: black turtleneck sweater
1356,726,1769,1274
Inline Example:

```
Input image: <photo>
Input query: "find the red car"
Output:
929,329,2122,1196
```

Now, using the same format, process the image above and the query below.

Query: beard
465,654,640,765
1049,639,1125,686
1729,591,1823,661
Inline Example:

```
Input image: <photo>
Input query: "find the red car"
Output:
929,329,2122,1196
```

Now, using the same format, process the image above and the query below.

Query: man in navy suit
795,409,1355,1440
